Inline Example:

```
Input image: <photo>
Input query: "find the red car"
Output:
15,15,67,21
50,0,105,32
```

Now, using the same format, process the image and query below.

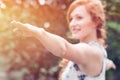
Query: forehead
70,5,90,18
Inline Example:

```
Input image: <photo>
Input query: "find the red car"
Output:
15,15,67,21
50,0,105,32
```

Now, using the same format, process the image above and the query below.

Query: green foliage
106,21,120,57
106,21,120,80
107,21,120,33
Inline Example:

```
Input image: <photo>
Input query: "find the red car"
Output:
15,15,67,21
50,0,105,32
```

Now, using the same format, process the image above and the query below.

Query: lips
72,28,81,34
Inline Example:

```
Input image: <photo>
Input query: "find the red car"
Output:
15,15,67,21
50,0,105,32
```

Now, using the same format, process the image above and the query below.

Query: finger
10,20,27,33
111,61,116,70
11,20,17,24
113,64,116,70
12,28,19,32
10,20,25,28
10,20,20,30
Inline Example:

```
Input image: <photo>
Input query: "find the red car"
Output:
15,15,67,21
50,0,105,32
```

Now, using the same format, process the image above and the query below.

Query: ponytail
97,27,107,47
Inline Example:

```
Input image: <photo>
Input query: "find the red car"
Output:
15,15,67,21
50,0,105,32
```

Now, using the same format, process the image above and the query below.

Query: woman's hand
106,59,116,70
10,20,44,37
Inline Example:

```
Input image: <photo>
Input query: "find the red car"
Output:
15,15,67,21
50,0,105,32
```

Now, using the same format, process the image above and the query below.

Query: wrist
24,23,45,36
33,27,45,37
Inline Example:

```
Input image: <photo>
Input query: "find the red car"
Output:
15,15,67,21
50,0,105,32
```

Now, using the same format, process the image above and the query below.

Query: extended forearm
34,28,68,57
11,21,68,57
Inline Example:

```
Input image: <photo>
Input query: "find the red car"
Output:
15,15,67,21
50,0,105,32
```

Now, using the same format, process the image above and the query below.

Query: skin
106,59,116,70
69,5,97,42
10,5,116,77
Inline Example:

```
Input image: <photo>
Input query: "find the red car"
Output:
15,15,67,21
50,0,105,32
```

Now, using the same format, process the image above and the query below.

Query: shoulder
63,41,104,65
75,42,104,56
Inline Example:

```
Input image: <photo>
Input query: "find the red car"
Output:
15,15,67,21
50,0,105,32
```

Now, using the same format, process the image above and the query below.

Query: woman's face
69,5,97,41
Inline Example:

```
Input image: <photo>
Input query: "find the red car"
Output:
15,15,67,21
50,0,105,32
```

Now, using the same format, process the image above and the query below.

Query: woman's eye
77,16,82,20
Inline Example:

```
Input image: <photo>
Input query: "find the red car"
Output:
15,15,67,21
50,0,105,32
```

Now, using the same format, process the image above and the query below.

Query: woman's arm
10,21,102,65
11,21,68,57
34,28,68,57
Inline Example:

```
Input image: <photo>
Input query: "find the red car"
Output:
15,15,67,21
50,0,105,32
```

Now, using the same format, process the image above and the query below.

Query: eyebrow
71,13,83,19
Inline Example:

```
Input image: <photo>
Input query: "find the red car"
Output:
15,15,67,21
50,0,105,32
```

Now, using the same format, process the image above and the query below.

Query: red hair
67,0,106,46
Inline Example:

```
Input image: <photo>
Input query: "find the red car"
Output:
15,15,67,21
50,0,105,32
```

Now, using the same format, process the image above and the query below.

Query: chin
72,35,80,40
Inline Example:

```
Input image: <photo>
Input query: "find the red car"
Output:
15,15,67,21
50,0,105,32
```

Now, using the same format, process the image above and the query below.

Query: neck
80,31,97,43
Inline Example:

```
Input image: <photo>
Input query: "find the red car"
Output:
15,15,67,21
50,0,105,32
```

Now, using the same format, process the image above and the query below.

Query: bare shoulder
76,43,104,76
74,42,103,57
64,42,103,65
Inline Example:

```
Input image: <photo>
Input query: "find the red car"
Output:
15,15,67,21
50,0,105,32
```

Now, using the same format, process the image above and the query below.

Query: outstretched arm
11,21,68,57
10,21,103,67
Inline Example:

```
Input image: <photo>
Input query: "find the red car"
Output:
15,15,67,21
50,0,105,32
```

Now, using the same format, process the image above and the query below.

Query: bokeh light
39,0,45,5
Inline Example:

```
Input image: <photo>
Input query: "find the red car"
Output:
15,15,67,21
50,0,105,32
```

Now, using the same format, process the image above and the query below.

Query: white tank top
61,41,107,80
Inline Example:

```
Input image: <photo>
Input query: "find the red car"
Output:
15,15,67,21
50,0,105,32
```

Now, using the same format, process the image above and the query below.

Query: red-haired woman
11,0,116,80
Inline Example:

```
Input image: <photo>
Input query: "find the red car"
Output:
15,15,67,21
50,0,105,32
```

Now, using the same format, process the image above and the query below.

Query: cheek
68,27,72,34
80,26,93,36
69,22,73,30
81,21,95,32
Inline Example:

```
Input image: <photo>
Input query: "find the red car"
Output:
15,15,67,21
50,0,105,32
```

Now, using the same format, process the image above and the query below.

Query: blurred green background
0,0,120,80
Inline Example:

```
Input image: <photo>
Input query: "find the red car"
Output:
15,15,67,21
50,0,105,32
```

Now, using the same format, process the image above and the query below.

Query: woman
11,0,116,80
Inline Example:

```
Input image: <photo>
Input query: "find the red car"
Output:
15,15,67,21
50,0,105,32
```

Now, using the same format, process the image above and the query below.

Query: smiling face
69,5,97,42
